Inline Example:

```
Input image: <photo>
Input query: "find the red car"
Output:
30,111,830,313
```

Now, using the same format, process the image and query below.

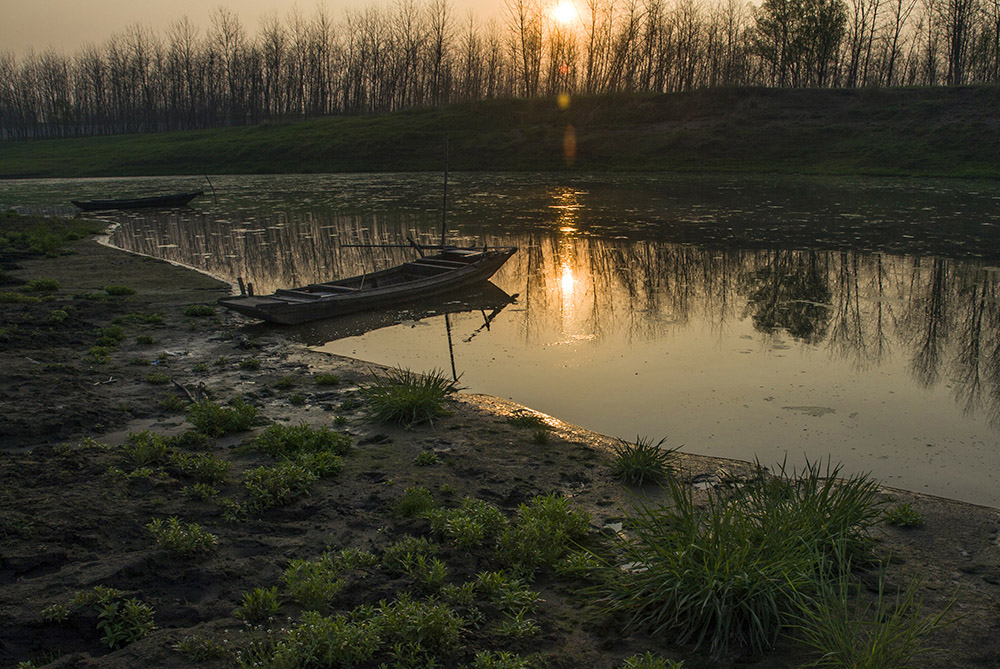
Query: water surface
4,173,1000,506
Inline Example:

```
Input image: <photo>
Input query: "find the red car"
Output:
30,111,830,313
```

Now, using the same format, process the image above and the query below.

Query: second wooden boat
218,246,518,325
71,190,204,211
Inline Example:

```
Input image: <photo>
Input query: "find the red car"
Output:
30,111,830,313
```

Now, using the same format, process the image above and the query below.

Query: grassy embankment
1,86,999,179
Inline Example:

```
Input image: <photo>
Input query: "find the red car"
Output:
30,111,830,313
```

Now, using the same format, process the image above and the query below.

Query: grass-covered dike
2,87,999,179
1,216,999,667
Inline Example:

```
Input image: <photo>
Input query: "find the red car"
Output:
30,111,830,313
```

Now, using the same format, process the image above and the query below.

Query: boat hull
71,191,204,211
218,247,517,325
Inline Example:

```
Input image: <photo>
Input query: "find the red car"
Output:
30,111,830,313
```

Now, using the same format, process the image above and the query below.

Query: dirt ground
1,237,999,668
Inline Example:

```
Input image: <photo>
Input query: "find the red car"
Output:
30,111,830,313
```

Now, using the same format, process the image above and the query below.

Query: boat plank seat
275,288,324,300
309,284,359,293
412,258,469,269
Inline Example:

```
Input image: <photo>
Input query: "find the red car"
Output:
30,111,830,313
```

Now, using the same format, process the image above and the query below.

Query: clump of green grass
147,517,218,554
0,291,41,304
88,345,112,363
241,452,341,513
95,325,126,347
122,430,169,468
795,571,952,668
396,485,437,517
184,304,215,317
611,436,677,485
282,548,377,612
182,482,218,500
382,535,439,574
360,367,461,425
602,461,884,656
187,399,258,436
135,334,156,346
474,571,541,613
498,493,591,572
20,277,59,292
275,376,296,389
48,308,69,323
506,410,549,430
160,394,188,412
289,393,306,406
104,284,136,296
250,423,351,459
884,502,924,528
314,373,340,385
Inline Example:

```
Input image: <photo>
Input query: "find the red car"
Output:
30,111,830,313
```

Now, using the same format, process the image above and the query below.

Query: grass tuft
611,436,677,485
360,367,461,425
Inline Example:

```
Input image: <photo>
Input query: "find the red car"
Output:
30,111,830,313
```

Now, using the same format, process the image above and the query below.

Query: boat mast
441,134,449,247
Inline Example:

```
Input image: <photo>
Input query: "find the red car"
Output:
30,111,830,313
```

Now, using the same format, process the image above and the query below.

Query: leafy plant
619,652,685,668
396,485,436,517
170,451,230,484
414,450,440,466
173,634,229,661
147,516,218,554
239,357,262,370
884,503,924,528
493,608,541,639
498,493,590,572
427,497,507,549
184,304,215,317
135,334,156,346
96,597,156,648
182,482,218,500
251,422,352,459
235,586,281,623
123,430,169,468
187,398,258,436
104,284,136,296
472,650,533,668
20,277,59,292
314,373,340,385
611,436,677,485
506,410,549,430
275,376,296,389
360,367,461,425
145,371,170,384
282,549,376,612
382,535,439,573
243,461,318,512
289,393,307,406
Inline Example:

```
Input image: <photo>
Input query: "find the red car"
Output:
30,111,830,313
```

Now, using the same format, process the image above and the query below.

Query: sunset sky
1,0,495,55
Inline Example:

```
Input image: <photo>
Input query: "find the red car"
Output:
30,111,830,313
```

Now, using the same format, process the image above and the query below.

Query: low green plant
88,345,112,363
243,461,318,512
397,486,436,517
115,312,162,323
611,436,677,485
474,571,541,613
884,503,924,528
314,373,340,385
506,410,549,430
48,308,69,323
275,376,296,389
170,451,230,484
183,482,219,500
41,602,71,621
234,586,281,623
160,394,187,412
135,334,156,346
145,371,170,384
239,357,261,370
333,415,348,426
360,367,461,425
123,430,169,467
472,651,533,668
0,291,41,303
289,393,307,406
498,493,590,572
187,398,258,436
96,597,156,648
619,652,685,668
104,284,136,296
414,450,440,466
147,516,218,554
382,535,439,573
96,324,126,346
0,324,18,342
128,356,150,366
531,428,550,444
213,355,229,366
20,277,59,292
185,304,215,317
251,423,352,458
282,549,376,612
261,609,382,667
427,497,507,549
173,634,229,661
493,608,541,639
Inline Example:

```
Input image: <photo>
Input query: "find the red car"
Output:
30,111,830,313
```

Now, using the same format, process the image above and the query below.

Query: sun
550,0,579,25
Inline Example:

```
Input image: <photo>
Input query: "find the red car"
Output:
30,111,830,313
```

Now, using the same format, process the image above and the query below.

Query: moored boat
71,190,204,211
218,246,518,325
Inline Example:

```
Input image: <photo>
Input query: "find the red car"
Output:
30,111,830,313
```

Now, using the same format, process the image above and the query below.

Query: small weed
135,334,156,346
41,603,71,621
281,549,376,613
115,312,162,324
243,461,318,512
235,586,281,623
397,486,436,517
474,571,541,612
531,428,550,444
193,362,209,372
145,371,170,384
611,436,678,485
382,535,439,574
160,394,188,412
333,415,348,426
123,430,169,467
173,634,229,661
884,503,924,527
104,284,136,296
170,451,230,484
251,423,351,458
498,493,590,572
0,324,18,342
185,304,215,317
96,597,156,648
183,482,219,500
187,398,258,436
88,345,112,363
128,357,149,366
147,516,218,554
427,497,507,549
314,373,340,385
360,367,461,425
275,376,296,389
493,608,540,639
213,355,229,366
472,650,533,668
414,450,440,466
339,396,362,411
48,308,69,323
619,652,685,668
239,358,261,370
0,291,40,303
506,410,549,430
21,277,59,292
289,393,307,406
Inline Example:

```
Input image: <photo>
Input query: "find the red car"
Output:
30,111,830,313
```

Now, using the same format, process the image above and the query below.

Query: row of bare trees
3,0,1000,139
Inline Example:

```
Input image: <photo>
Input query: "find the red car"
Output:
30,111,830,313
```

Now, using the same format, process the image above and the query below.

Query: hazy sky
1,0,491,56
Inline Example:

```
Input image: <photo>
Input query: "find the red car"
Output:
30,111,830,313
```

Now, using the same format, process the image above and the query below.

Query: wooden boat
218,246,518,325
71,190,204,211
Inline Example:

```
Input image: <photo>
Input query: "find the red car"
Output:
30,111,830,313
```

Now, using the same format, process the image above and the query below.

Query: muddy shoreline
2,236,1000,667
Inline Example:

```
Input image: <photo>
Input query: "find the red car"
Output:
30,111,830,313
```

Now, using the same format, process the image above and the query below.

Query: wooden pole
441,134,449,247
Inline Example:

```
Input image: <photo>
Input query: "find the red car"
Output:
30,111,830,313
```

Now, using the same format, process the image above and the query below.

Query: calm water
4,173,1000,506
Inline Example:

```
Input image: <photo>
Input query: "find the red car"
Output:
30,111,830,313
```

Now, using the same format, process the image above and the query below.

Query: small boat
218,246,518,325
71,190,204,211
